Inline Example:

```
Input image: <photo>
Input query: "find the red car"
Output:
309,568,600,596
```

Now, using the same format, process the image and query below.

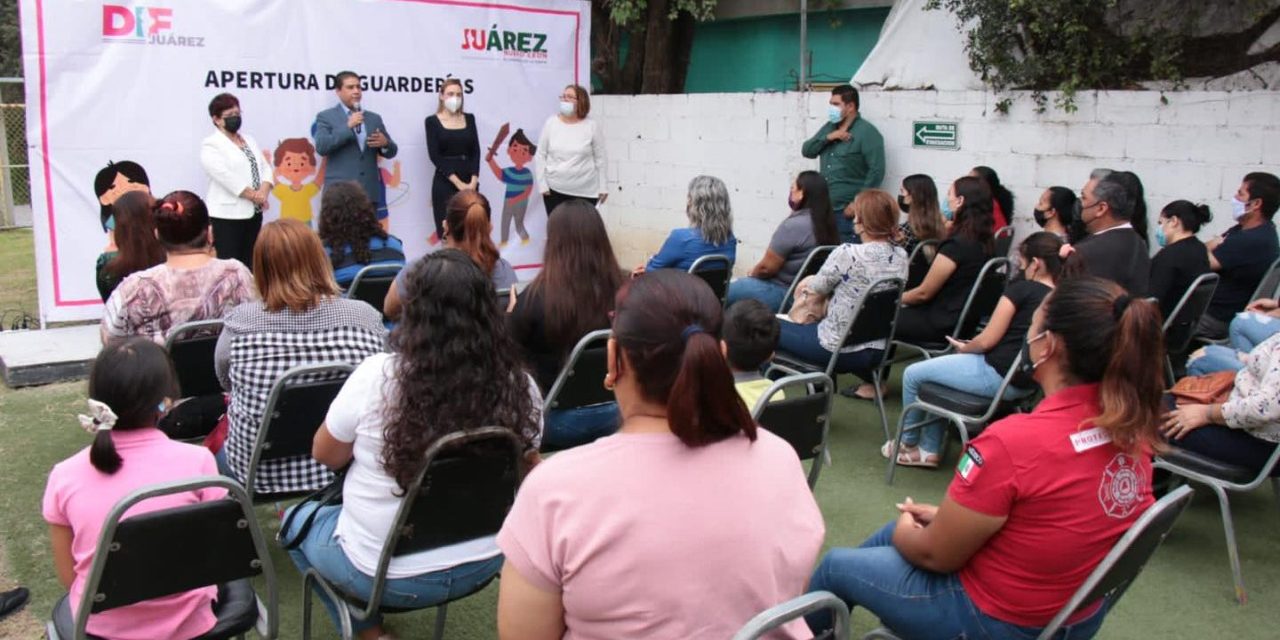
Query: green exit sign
913,121,959,150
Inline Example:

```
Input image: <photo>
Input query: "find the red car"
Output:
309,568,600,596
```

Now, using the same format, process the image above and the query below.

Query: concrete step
0,324,100,388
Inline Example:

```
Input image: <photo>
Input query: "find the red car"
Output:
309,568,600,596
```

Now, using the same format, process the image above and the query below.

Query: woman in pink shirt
43,337,226,640
496,269,825,639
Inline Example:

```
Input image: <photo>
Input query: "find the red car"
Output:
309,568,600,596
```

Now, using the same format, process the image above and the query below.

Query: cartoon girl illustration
93,160,152,249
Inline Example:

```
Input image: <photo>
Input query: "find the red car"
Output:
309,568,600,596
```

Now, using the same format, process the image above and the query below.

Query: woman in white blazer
200,93,273,268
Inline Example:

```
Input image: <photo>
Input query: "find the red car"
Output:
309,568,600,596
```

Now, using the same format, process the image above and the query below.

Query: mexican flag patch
956,446,984,483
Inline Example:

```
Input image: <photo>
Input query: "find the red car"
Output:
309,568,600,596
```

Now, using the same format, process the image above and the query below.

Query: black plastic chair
891,256,1011,361
864,486,1195,640
733,591,849,640
993,225,1015,258
751,372,834,489
541,329,614,451
46,477,278,640
1155,442,1280,604
244,363,354,501
772,277,905,442
778,245,839,313
689,254,733,306
1162,272,1219,383
346,264,402,321
301,427,525,640
165,320,225,399
905,239,939,290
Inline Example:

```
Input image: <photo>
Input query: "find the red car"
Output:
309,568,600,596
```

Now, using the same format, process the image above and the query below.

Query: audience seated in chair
894,174,946,261
1073,172,1151,296
508,200,625,450
721,299,780,408
969,166,1010,232
317,181,405,290
1031,186,1077,243
724,171,840,311
1149,200,1212,320
100,190,256,345
633,175,737,275
1187,297,1280,375
894,176,995,347
806,277,1165,639
284,249,542,640
776,190,908,396
1196,172,1280,340
1163,331,1280,477
888,232,1068,469
43,338,227,640
215,219,386,494
95,190,165,302
385,190,516,319
496,270,824,639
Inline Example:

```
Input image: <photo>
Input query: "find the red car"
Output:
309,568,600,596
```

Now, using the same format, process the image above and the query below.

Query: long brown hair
613,270,756,447
105,190,165,278
528,200,624,353
444,190,500,276
1042,277,1164,453
253,219,340,312
850,189,898,238
901,174,945,242
950,176,995,253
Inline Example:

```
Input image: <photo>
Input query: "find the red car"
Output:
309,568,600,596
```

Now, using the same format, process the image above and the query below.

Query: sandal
840,382,888,401
881,440,939,467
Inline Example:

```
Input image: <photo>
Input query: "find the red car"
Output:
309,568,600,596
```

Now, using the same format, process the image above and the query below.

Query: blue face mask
827,105,843,124
941,199,954,221
1155,223,1168,248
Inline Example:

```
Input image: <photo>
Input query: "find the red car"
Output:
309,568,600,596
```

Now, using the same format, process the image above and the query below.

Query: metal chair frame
993,225,1015,258
346,264,403,320
778,245,839,313
301,427,525,640
890,256,1012,363
750,372,835,488
46,476,278,640
543,329,613,413
1161,272,1219,383
164,319,226,399
732,591,850,640
1201,256,1280,347
689,253,734,306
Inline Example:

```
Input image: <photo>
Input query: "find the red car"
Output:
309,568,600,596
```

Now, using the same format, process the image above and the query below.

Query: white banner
20,0,591,322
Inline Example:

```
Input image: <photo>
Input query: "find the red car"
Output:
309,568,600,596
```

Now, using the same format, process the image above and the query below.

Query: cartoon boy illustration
265,138,325,226
93,160,151,243
486,126,536,247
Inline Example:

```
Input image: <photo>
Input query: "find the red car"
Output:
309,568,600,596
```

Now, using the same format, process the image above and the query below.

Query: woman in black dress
1149,200,1212,318
424,78,481,245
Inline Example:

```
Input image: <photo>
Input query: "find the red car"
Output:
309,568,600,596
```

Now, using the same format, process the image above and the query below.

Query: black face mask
897,195,910,213
222,115,242,134
1033,208,1049,228
1018,332,1046,379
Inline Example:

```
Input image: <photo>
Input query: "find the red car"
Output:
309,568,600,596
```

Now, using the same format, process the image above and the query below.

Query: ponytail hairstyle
1161,199,1212,234
1041,277,1165,453
87,337,179,474
1047,186,1078,231
444,190,500,277
613,270,756,447
1017,231,1077,283
152,190,211,251
105,190,165,279
971,165,1014,223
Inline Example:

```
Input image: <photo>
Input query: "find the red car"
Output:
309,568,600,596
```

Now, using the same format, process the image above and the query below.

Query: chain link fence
0,79,29,229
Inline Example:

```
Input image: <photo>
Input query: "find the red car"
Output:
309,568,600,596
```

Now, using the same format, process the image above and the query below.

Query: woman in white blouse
1163,331,1280,475
200,92,273,268
535,84,607,216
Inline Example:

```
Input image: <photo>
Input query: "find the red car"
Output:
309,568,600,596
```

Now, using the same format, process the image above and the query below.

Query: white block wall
592,90,1280,272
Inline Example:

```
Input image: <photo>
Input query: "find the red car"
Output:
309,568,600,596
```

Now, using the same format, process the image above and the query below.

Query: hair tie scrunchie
1112,294,1132,320
160,201,185,214
77,399,118,434
680,324,705,343
1058,244,1075,260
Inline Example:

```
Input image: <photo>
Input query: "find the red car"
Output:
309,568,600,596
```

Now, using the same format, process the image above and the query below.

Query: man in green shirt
801,85,885,243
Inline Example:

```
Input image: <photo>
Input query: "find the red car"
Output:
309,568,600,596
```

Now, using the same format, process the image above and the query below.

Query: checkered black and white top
215,297,387,494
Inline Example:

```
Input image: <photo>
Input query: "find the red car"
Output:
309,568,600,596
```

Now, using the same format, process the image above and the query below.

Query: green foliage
924,0,1191,112
0,0,20,80
605,0,717,25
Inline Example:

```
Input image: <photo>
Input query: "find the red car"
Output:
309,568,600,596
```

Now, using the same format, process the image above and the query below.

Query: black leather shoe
0,586,29,621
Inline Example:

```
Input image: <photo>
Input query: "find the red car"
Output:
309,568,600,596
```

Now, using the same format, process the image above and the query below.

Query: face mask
558,100,576,117
941,199,954,221
444,97,462,113
1231,197,1249,221
1018,331,1049,379
222,115,242,134
897,195,910,213
1155,223,1168,248
1033,208,1049,228
788,194,800,211
827,105,843,124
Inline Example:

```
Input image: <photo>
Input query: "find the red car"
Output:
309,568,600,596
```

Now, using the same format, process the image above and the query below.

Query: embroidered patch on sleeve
956,445,984,483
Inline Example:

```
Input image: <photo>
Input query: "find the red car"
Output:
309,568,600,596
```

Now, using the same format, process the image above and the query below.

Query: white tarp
853,0,989,90
20,0,590,322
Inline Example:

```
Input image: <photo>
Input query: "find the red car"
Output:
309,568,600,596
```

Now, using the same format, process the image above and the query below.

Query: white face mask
443,96,461,113
1231,197,1249,221
558,100,576,117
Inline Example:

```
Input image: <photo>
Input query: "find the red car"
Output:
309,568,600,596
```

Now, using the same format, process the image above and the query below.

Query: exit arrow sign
913,121,959,150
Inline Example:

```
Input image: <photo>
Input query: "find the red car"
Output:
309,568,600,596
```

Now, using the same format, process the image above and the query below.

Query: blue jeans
1172,425,1280,477
899,354,1030,454
1186,345,1245,376
726,277,788,312
283,502,504,634
806,521,1109,639
542,402,620,451
1229,311,1280,353
777,320,880,381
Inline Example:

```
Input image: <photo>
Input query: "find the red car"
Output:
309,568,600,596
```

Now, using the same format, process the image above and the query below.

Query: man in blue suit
313,70,398,221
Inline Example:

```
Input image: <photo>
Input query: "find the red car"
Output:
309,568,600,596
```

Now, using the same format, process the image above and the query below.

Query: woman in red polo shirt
806,276,1165,638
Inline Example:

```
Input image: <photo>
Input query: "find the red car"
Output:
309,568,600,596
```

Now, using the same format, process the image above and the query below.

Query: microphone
352,100,362,134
